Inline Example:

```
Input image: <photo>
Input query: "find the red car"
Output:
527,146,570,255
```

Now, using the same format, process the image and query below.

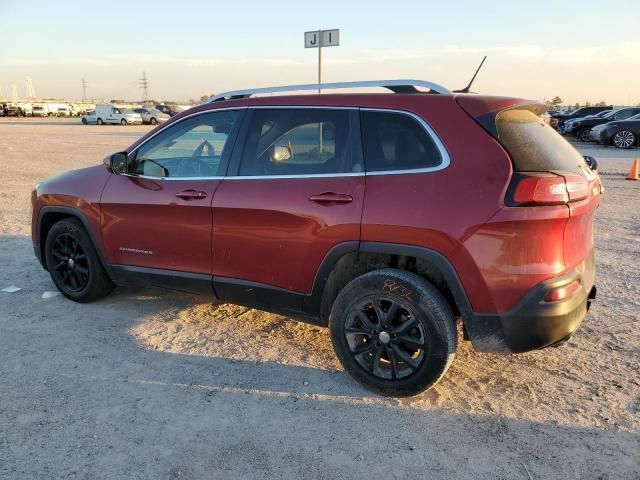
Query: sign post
305,29,340,93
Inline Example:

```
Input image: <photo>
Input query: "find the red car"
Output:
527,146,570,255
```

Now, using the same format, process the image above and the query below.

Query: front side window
239,109,351,176
133,110,239,178
360,110,443,172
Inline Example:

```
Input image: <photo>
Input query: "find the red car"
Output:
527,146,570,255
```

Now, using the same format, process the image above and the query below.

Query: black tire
81,117,88,125
612,130,636,149
97,118,104,125
121,119,127,125
330,269,457,397
578,128,591,142
150,117,157,125
45,218,114,303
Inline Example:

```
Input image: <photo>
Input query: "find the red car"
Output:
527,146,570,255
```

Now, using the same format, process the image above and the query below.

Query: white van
95,104,142,125
32,103,49,117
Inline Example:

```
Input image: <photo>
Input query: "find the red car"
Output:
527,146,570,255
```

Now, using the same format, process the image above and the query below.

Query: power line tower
26,77,36,99
139,71,149,103
81,78,88,103
11,84,18,102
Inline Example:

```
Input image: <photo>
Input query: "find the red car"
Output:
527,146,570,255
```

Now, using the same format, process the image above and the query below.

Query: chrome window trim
225,172,364,181
121,173,225,181
359,107,451,176
123,105,450,181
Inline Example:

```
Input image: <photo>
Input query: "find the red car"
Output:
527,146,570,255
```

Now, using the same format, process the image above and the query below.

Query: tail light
507,172,590,206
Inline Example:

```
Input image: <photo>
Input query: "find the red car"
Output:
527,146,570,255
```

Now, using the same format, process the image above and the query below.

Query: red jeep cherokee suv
31,80,600,396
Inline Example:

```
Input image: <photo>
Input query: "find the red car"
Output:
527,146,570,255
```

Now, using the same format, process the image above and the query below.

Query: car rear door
210,107,364,306
100,108,244,289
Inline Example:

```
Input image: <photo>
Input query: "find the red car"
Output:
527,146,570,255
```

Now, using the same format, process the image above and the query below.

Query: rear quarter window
360,110,443,172
496,109,591,176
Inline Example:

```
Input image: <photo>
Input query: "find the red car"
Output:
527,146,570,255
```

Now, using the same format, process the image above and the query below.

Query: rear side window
239,109,352,176
496,109,591,176
360,111,443,172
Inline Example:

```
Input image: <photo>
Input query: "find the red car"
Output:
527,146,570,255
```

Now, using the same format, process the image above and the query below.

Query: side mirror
583,155,598,172
270,145,292,162
109,151,128,174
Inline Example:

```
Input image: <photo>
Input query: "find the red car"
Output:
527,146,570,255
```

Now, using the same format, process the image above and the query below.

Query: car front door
100,108,243,286
210,107,364,306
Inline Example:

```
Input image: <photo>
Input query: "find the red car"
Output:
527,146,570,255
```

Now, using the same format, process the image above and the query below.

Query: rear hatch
457,96,602,310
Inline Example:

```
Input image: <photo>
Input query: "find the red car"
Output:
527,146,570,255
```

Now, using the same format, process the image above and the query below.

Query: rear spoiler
456,96,547,138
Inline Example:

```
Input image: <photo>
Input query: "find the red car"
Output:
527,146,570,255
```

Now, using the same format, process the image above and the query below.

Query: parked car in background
30,79,601,396
130,107,169,125
94,104,142,125
562,110,615,135
590,113,640,148
154,104,189,116
3,103,22,117
551,106,612,130
32,103,48,117
573,107,640,142
81,111,97,125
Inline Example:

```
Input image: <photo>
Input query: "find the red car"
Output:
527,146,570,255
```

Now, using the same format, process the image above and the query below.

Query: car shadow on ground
2,232,639,477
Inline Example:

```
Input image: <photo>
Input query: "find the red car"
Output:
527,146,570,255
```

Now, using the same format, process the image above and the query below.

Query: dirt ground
0,117,638,479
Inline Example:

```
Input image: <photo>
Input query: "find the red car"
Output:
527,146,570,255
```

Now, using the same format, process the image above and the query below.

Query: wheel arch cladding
38,207,111,277
313,241,473,326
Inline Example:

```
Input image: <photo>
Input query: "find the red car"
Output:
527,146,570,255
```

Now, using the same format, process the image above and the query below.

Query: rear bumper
465,252,596,353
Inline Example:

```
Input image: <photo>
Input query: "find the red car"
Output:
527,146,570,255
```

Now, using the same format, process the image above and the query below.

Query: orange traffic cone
627,159,639,181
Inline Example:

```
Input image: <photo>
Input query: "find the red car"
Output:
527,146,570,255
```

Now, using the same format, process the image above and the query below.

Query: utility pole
81,78,88,103
139,72,149,103
26,77,36,99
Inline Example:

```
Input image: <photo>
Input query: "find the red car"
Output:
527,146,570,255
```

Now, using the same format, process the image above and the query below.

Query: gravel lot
0,118,638,479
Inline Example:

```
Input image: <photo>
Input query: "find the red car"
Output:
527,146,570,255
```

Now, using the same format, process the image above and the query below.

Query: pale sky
1,0,638,105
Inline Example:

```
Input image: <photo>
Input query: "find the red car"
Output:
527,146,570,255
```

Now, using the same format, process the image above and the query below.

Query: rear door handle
309,192,353,204
175,189,208,200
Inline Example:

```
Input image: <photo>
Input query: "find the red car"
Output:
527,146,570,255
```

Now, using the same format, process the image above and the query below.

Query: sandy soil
0,117,638,479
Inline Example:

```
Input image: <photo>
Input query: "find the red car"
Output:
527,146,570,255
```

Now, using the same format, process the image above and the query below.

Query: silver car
81,111,97,125
130,107,170,125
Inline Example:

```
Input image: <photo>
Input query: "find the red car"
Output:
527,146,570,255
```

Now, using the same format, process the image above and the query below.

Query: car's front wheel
613,130,636,149
81,117,88,124
45,218,114,303
121,119,127,125
330,269,457,397
150,117,157,125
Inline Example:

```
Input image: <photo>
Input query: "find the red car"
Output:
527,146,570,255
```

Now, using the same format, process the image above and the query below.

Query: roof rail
208,79,451,103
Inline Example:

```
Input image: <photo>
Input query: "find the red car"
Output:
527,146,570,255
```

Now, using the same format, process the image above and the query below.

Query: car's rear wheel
45,218,114,303
330,269,457,397
97,118,103,125
81,117,87,125
150,117,157,125
613,130,636,149
121,119,127,125
579,128,591,142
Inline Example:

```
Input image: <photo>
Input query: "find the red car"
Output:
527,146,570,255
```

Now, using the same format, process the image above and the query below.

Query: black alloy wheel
50,233,90,292
344,297,427,381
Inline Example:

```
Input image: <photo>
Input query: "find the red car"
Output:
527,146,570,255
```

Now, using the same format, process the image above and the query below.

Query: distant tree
109,99,126,104
549,96,563,108
199,95,210,103
595,101,607,107
585,101,592,107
